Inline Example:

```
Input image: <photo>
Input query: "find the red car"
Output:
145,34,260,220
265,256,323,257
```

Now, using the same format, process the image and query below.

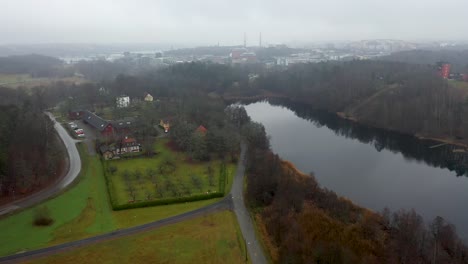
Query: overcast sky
2,0,468,45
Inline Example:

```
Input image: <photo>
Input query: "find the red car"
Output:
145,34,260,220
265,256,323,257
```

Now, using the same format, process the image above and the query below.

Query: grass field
105,138,236,206
26,210,249,264
0,141,227,256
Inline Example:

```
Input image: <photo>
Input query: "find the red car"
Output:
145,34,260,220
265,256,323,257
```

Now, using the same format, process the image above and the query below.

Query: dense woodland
0,87,64,198
244,118,468,263
246,60,468,143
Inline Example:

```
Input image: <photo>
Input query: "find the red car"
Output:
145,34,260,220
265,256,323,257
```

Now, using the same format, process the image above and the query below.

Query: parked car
74,129,84,134
69,122,77,129
77,133,85,138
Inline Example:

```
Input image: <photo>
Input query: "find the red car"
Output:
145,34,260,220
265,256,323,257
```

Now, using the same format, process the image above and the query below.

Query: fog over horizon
2,0,468,46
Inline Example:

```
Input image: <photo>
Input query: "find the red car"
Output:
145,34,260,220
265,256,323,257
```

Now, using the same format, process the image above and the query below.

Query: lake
244,100,468,240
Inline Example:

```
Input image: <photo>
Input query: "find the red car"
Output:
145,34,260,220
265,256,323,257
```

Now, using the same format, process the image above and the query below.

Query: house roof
196,125,208,134
122,137,136,144
82,111,109,131
111,117,136,129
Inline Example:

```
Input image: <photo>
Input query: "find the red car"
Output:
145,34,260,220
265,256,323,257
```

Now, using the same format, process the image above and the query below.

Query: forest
239,60,468,145
0,87,64,198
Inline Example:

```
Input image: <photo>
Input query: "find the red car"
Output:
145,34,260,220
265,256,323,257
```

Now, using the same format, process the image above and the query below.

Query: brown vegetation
244,120,468,263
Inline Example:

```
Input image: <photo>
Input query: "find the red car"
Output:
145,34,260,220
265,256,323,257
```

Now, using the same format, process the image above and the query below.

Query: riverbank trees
247,60,468,144
243,118,468,263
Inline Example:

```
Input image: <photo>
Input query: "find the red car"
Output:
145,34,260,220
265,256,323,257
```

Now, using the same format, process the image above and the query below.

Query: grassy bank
26,211,248,264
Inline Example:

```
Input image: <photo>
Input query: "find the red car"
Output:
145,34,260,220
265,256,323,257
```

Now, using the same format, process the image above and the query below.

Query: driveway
0,112,82,216
75,119,97,155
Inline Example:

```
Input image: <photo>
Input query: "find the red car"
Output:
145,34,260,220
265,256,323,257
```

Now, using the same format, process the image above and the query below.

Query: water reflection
243,99,468,240
266,98,468,177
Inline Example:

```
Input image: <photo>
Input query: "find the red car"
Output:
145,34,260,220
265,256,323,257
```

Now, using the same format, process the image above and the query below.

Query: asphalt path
0,198,232,263
231,143,268,264
0,112,81,216
0,139,268,264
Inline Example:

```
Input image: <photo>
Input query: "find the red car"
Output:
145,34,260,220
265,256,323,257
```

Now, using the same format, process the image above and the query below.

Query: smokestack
244,32,246,48
259,32,262,47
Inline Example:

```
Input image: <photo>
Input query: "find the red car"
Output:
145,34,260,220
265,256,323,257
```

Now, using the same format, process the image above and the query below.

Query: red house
82,111,136,137
82,111,115,136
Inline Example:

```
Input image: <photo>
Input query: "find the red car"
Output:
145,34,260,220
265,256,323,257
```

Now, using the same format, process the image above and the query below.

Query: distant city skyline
2,0,468,45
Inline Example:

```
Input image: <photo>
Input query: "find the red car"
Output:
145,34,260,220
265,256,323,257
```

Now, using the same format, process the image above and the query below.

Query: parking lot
68,120,98,155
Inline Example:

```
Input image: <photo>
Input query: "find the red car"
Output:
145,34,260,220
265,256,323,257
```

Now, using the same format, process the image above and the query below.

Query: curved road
0,139,267,264
0,112,81,216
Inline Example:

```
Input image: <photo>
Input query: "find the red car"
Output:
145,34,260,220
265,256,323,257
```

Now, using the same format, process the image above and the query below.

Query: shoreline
337,111,468,149
231,91,468,150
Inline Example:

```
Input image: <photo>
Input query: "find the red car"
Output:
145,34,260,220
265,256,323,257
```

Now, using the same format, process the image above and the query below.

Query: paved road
231,143,268,264
0,199,232,263
0,140,268,264
0,112,81,216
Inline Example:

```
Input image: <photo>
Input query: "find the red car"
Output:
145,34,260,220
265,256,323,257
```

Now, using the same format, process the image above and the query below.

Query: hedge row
112,192,224,211
101,156,228,211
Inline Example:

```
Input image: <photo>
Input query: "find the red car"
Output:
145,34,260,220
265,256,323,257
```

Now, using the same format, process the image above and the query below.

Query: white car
69,122,78,129
77,133,85,138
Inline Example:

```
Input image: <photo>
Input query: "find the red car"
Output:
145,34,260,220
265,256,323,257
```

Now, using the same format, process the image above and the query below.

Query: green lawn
0,141,230,256
27,211,249,264
105,138,236,206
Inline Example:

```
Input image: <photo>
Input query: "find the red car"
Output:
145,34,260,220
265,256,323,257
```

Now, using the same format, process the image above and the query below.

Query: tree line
234,60,468,144
0,87,64,197
243,114,468,263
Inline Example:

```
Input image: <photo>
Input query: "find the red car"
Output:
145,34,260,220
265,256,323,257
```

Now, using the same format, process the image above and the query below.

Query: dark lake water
244,100,468,240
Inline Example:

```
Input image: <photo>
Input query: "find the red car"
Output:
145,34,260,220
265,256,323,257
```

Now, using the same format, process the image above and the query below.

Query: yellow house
144,93,154,102
159,119,170,133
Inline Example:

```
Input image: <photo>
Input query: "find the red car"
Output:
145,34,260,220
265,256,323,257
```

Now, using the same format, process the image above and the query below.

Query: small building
116,137,141,154
116,95,130,108
144,93,154,102
82,111,114,136
68,109,83,120
99,137,141,160
111,118,136,136
100,145,116,160
159,119,171,133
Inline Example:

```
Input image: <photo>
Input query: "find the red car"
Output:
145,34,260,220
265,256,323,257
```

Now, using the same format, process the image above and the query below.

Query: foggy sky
2,0,468,45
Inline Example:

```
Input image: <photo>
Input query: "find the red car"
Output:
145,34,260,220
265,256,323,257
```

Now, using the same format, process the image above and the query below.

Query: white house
116,95,130,108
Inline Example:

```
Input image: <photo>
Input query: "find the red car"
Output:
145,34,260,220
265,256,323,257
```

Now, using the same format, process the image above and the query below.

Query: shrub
33,206,54,226
112,192,224,211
